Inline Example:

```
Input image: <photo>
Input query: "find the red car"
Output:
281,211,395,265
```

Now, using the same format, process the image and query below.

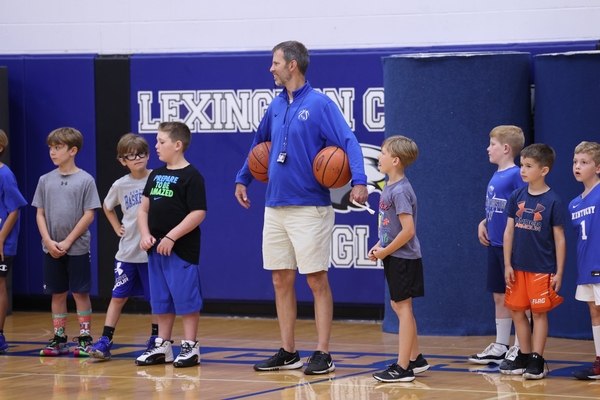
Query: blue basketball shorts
147,248,203,315
42,252,92,294
112,260,150,301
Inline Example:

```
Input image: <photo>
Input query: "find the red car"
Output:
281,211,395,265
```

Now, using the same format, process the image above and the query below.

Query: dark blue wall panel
533,51,600,339
382,52,532,335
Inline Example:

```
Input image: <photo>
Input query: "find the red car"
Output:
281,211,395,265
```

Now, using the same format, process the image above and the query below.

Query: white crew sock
593,325,600,357
496,318,512,346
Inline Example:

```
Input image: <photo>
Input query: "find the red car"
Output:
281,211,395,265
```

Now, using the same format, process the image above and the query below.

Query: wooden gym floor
0,312,598,399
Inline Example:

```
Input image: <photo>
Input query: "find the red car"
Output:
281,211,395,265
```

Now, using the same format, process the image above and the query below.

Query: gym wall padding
1,55,99,297
382,52,532,335
533,51,600,339
94,56,132,297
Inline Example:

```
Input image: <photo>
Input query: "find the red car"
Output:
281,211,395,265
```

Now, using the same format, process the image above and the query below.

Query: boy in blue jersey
570,141,600,380
470,125,527,365
235,40,368,375
500,143,566,380
368,135,429,383
136,122,207,368
0,129,28,353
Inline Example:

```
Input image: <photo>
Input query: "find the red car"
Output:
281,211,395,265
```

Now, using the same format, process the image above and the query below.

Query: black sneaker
499,350,528,375
409,354,430,374
523,352,548,380
373,363,415,382
253,348,303,371
304,351,335,375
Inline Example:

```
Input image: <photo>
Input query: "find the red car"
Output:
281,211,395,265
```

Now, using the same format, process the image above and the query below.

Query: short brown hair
46,127,83,152
574,141,600,166
158,122,191,152
521,143,555,171
489,125,525,158
272,41,310,76
116,133,149,158
382,135,419,168
0,129,7,158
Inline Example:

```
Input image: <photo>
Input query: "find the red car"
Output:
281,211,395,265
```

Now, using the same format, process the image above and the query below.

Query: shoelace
73,336,92,346
179,342,193,355
307,351,328,365
481,343,497,355
505,346,519,360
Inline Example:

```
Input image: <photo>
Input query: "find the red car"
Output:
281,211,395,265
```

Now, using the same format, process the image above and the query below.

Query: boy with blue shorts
136,122,207,368
90,133,158,361
32,127,102,357
569,141,600,380
500,143,565,380
470,125,527,365
0,129,28,353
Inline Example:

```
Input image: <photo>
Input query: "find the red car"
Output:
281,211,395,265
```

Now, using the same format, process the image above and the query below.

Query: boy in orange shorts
500,143,566,380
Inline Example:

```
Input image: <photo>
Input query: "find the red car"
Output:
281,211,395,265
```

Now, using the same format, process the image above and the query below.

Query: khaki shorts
575,284,600,306
263,206,334,274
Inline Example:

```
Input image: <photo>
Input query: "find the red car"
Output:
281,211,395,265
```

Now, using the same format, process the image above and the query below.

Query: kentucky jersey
570,183,600,285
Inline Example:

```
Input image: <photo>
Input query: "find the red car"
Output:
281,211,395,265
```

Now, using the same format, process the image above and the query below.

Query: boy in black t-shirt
135,122,207,368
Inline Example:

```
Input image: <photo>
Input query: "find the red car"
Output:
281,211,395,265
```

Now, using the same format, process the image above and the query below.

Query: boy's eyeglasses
121,152,148,161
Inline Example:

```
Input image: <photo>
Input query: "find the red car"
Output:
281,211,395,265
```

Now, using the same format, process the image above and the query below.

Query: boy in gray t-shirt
32,127,101,357
89,133,157,361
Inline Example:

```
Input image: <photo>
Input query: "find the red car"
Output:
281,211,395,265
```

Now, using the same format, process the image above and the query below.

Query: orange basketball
312,146,352,188
248,141,271,182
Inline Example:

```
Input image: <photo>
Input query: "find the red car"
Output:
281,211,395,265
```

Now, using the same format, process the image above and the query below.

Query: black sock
151,324,159,336
102,326,115,341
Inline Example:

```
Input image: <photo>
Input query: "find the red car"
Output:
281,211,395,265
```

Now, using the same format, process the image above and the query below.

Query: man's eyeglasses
121,152,148,161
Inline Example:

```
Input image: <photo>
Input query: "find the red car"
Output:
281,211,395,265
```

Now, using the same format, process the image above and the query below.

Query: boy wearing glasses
89,133,157,361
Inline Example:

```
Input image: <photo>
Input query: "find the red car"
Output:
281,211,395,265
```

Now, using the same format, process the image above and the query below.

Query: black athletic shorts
384,256,424,302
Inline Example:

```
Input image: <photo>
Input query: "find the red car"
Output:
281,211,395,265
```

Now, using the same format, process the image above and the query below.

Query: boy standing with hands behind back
500,143,565,380
569,141,600,380
0,129,28,352
32,127,101,357
469,125,527,365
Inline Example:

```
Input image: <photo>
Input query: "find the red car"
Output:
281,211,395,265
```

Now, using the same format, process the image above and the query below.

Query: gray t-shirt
104,173,149,263
32,169,101,255
378,177,421,259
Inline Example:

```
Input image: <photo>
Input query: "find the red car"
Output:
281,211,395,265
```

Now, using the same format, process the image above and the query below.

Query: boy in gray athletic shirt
32,127,101,357
89,133,158,361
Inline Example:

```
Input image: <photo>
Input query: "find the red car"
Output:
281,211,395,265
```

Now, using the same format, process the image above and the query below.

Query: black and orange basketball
248,141,271,182
312,146,352,188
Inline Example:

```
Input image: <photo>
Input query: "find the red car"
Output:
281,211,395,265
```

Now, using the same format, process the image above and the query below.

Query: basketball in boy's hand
248,141,271,182
312,146,352,188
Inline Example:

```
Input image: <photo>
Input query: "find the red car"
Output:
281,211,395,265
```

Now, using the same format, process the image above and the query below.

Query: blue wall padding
382,52,532,335
533,51,600,339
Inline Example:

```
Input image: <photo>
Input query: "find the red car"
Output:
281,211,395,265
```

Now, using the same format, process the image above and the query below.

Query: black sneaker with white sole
409,353,430,374
174,340,200,368
135,338,174,365
373,363,415,382
304,350,335,375
253,348,303,371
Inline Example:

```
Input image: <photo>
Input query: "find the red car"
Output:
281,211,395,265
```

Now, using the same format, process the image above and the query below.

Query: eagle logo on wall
331,143,385,213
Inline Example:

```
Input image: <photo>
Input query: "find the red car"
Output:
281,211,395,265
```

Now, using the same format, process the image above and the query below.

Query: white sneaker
173,340,200,368
135,338,174,365
504,345,520,361
468,342,508,365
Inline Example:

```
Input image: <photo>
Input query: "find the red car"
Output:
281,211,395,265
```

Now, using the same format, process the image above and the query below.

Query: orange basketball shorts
504,270,563,313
